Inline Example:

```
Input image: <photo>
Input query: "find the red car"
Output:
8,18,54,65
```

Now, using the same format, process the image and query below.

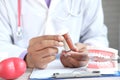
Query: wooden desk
16,68,33,80
15,64,120,80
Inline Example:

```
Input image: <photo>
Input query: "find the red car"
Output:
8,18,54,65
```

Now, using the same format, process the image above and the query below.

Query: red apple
0,57,26,79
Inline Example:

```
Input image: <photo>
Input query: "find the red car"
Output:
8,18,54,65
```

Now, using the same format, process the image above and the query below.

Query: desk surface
0,65,120,80
15,64,120,80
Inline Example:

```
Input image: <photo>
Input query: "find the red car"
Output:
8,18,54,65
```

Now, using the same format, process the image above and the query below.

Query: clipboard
29,60,120,80
52,71,120,78
30,71,120,80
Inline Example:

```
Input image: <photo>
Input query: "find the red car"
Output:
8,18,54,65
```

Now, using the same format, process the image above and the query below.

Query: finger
70,52,89,61
62,51,89,67
35,55,56,69
67,57,80,68
65,57,74,68
29,47,58,58
79,61,89,67
33,40,64,51
30,35,64,46
39,35,64,41
75,43,87,50
60,53,74,68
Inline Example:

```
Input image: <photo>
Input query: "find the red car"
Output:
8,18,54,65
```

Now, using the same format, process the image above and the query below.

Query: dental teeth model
87,46,119,74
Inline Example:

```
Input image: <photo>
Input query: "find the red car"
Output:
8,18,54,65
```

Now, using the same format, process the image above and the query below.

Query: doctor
0,0,108,69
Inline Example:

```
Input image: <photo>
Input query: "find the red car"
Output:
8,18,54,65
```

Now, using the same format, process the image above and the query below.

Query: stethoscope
17,0,22,39
55,0,82,20
16,0,82,38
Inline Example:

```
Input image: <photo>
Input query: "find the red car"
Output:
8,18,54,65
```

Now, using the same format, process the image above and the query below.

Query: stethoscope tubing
17,0,22,38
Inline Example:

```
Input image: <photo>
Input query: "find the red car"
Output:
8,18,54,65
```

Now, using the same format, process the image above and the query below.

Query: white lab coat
0,0,108,58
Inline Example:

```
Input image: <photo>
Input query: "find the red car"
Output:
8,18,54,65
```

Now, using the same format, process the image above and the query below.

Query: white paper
30,59,81,79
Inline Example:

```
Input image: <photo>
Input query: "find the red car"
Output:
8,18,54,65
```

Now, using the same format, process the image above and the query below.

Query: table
0,64,120,80
16,68,33,80
15,64,120,80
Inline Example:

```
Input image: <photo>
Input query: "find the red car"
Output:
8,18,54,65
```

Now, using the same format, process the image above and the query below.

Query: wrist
24,54,34,68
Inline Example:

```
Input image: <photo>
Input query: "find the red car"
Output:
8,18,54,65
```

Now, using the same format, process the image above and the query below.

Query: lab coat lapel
49,0,61,10
43,0,62,35
37,0,48,9
36,0,61,10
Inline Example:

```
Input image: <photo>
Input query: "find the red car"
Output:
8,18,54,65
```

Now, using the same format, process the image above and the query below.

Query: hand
60,43,89,68
25,35,64,69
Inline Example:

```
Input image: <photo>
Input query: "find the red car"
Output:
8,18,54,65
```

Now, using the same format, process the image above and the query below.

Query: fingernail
58,35,64,41
58,42,64,46
63,53,71,57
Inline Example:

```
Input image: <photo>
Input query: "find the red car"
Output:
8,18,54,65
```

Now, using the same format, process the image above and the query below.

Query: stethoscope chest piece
16,27,23,40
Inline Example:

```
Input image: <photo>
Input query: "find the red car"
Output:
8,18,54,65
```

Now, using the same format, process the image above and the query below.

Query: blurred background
102,0,120,51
